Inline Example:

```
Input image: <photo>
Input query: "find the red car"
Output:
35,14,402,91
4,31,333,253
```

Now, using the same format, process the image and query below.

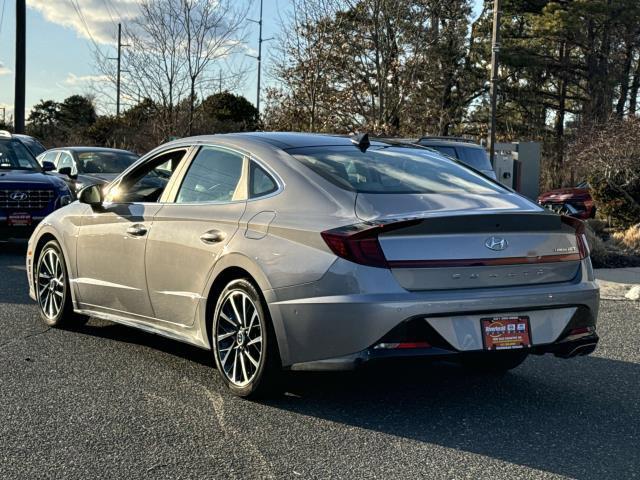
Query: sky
0,0,482,122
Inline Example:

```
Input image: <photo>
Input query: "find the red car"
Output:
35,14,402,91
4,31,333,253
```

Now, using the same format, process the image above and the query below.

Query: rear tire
460,351,528,374
35,240,87,328
211,279,281,398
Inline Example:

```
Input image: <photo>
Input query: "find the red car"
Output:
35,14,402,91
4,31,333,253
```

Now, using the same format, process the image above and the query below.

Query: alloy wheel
215,290,263,387
37,248,65,320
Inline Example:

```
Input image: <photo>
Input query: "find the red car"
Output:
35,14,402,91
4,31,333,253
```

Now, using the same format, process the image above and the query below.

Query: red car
538,181,595,219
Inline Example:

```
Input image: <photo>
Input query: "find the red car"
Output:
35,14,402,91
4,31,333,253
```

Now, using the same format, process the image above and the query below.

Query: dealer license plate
481,316,532,350
7,212,32,227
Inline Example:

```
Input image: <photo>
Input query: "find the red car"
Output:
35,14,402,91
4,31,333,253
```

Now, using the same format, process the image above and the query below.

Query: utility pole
488,0,502,166
0,107,6,124
109,23,129,116
247,0,272,114
14,0,26,133
116,23,122,116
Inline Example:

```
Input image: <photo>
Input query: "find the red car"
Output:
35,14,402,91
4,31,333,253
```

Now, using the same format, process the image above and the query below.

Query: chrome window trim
170,144,248,206
246,157,284,202
165,142,285,206
102,146,195,206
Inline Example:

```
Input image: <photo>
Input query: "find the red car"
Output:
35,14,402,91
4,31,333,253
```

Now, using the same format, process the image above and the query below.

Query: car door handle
126,224,148,236
200,230,225,244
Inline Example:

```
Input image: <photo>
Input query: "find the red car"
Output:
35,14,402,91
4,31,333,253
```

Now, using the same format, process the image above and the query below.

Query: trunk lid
355,193,582,291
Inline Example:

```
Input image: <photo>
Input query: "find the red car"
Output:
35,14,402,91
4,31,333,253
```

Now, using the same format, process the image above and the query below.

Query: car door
75,147,192,318
144,144,248,326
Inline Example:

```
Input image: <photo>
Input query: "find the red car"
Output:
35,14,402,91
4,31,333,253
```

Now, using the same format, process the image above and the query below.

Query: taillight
321,224,388,268
561,215,590,259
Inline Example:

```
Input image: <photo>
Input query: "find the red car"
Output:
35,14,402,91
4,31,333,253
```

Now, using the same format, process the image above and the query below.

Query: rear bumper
289,333,599,371
268,259,599,367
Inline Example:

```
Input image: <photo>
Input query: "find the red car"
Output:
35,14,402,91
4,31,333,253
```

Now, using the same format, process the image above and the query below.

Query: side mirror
42,160,55,172
58,166,78,179
78,184,103,207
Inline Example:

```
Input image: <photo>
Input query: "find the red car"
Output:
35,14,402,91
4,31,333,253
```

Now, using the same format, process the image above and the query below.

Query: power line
100,0,119,28
67,0,104,55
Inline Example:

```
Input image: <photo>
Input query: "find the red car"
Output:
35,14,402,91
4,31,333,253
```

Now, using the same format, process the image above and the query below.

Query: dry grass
587,223,640,268
612,225,640,252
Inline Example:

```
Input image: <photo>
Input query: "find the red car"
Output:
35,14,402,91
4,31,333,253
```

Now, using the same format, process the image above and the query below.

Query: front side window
105,149,187,203
57,152,75,172
289,145,506,195
176,146,245,203
40,151,59,166
19,136,46,157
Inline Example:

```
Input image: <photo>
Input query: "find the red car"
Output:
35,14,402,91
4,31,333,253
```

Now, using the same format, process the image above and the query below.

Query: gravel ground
1,242,638,479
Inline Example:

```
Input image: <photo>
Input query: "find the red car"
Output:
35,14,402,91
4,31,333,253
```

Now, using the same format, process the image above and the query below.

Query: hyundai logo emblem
9,191,28,201
484,236,508,251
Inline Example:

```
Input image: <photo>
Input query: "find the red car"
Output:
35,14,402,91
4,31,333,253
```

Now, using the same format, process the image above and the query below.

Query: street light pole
14,0,26,133
488,0,502,166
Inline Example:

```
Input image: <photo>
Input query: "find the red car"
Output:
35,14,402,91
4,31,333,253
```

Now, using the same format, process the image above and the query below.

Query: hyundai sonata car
26,132,599,397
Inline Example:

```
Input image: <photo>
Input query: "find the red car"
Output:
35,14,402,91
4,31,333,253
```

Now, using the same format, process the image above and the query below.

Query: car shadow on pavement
266,356,639,480
0,241,32,305
64,319,215,368
57,316,638,478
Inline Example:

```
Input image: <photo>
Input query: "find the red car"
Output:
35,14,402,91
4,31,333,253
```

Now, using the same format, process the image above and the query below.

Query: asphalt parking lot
1,243,638,480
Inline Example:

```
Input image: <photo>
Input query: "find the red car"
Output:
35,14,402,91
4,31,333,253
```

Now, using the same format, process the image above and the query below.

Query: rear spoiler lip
388,253,583,269
368,211,564,236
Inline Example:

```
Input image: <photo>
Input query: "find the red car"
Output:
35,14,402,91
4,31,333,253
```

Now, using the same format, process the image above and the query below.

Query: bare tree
94,0,247,138
180,0,248,134
270,0,344,131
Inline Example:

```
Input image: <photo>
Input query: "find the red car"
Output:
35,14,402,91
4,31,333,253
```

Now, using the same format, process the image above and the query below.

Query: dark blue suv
0,131,73,239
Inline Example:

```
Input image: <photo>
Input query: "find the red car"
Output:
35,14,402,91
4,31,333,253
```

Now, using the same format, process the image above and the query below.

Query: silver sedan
26,133,599,397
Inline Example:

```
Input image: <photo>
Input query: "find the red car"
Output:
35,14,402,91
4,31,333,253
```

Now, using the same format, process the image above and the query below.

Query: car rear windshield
456,146,492,171
76,151,138,174
288,145,506,194
0,139,41,170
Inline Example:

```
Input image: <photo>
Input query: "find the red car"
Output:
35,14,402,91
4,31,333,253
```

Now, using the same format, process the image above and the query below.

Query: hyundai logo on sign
9,192,28,201
484,236,508,251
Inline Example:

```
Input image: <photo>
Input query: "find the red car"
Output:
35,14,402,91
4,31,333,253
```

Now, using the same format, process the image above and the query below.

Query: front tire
35,240,86,327
211,279,281,398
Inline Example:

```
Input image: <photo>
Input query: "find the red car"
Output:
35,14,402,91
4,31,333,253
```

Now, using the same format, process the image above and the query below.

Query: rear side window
457,147,492,171
176,146,245,203
249,162,277,198
289,146,505,195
